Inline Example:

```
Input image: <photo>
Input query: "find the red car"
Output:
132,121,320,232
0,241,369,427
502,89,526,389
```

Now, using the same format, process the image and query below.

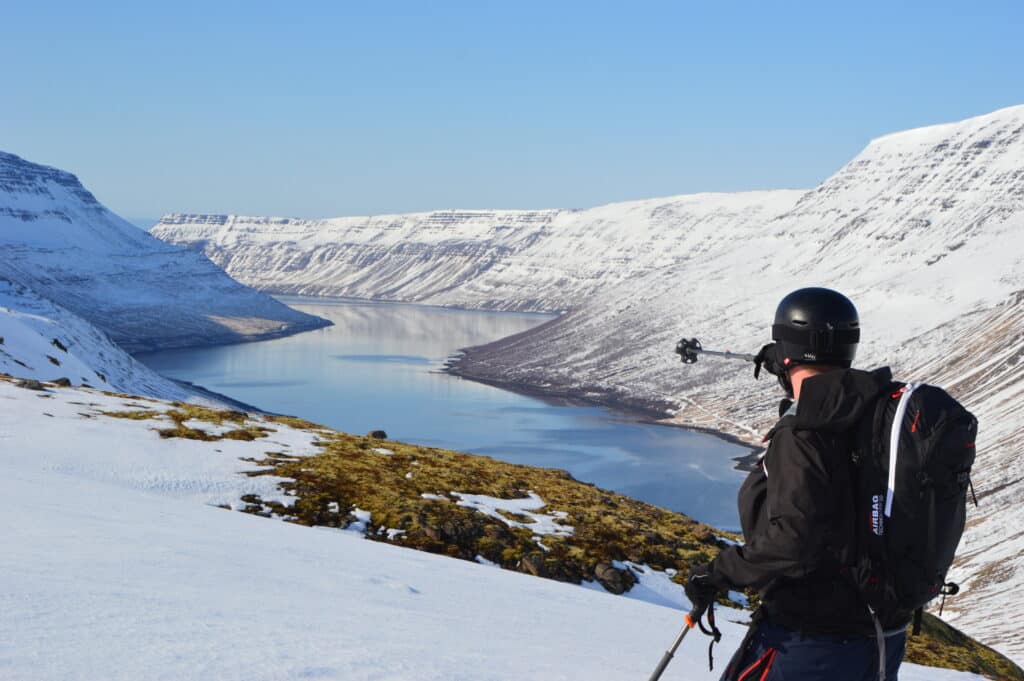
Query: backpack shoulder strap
763,414,797,442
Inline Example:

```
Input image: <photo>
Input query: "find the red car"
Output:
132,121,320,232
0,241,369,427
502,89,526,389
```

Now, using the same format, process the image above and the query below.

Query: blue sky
2,1,1022,222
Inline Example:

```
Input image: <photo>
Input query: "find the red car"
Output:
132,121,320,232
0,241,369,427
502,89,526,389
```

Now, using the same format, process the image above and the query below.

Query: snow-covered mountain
0,151,328,353
151,104,1024,662
152,191,804,313
0,378,997,681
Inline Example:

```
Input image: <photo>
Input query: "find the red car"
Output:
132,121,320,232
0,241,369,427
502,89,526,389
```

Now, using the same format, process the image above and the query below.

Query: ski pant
720,619,906,681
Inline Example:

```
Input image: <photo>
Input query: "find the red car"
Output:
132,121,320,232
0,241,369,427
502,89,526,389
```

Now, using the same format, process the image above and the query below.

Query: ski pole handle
675,337,756,364
647,607,701,681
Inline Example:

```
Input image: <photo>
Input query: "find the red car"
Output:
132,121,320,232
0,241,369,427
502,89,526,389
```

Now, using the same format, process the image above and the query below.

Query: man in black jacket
684,288,908,681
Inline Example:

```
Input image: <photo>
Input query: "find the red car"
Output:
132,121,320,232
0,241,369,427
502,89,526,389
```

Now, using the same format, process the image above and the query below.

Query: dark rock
520,554,548,577
367,430,388,439
454,520,484,544
696,527,715,543
594,562,637,595
421,516,483,548
483,524,513,541
46,355,61,366
51,338,68,353
641,530,665,545
16,378,45,391
51,377,72,387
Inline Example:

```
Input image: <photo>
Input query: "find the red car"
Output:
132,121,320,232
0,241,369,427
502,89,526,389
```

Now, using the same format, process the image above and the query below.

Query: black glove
778,398,794,418
755,342,795,397
684,563,723,617
753,342,784,380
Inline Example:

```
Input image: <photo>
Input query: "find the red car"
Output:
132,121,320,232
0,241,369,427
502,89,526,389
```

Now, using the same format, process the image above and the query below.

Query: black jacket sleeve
710,426,836,592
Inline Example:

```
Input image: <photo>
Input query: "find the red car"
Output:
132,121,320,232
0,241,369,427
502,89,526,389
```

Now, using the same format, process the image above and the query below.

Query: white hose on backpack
885,383,919,518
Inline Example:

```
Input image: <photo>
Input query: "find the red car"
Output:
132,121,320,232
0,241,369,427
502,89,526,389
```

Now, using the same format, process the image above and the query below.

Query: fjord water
137,297,746,530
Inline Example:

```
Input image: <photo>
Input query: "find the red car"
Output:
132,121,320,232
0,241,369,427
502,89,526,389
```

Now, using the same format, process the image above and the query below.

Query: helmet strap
777,369,794,398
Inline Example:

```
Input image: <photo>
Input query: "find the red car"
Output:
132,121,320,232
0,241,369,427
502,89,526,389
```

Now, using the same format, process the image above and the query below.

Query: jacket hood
791,367,894,433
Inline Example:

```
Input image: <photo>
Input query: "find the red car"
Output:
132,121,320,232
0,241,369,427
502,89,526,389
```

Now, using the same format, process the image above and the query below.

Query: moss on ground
265,414,330,431
905,612,1024,681
100,409,157,420
103,404,270,442
236,431,729,586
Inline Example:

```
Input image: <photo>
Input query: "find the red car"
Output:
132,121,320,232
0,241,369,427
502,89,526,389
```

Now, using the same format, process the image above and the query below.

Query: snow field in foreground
0,381,985,680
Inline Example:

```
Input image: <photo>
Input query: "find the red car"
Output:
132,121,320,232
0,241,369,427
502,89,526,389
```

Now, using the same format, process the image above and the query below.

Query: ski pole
675,337,755,365
647,605,703,681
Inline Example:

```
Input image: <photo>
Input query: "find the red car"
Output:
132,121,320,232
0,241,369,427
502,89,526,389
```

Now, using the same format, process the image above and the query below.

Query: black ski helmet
772,287,860,369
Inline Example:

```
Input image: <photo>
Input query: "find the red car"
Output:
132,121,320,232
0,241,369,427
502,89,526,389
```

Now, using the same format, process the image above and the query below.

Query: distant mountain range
152,192,803,313
151,104,1024,663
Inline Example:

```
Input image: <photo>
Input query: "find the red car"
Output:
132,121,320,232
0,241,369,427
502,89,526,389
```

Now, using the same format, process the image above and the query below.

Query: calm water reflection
137,297,745,530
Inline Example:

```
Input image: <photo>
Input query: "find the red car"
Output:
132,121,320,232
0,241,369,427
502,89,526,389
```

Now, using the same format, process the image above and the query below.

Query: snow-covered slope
0,151,328,352
0,277,199,401
151,104,1024,661
0,379,989,681
152,191,804,313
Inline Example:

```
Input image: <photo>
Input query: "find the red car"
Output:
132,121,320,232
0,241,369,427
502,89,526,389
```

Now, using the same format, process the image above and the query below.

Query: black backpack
849,381,978,630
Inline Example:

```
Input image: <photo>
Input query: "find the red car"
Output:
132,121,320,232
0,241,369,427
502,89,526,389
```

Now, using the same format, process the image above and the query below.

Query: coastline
442,352,764,471
122,316,333,354
164,377,271,414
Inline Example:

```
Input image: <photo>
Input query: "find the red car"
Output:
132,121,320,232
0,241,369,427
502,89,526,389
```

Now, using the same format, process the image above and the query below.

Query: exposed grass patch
970,559,1018,592
168,403,249,425
103,404,271,443
101,410,158,420
906,612,1024,680
266,414,329,431
158,424,218,441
